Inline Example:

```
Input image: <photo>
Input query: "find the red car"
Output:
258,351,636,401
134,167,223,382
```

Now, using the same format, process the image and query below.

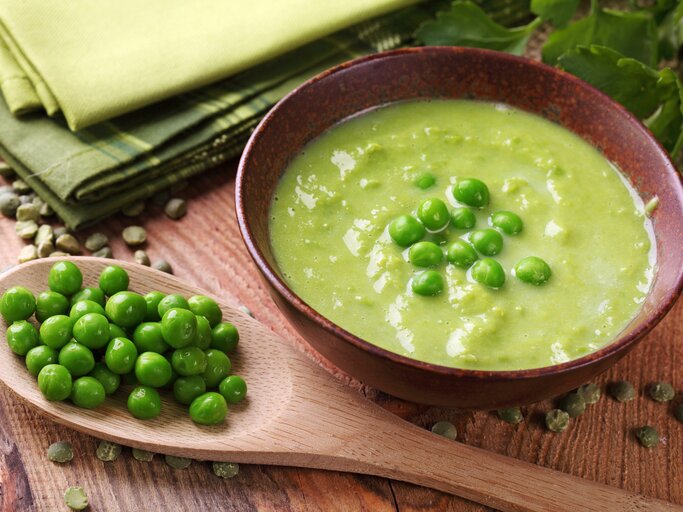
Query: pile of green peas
0,261,247,426
388,176,551,295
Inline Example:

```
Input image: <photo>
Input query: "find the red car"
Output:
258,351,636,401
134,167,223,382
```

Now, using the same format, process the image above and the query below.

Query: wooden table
0,162,680,511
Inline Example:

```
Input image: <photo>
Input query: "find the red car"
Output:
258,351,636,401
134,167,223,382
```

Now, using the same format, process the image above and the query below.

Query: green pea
0,286,36,322
452,178,489,208
161,308,197,349
470,229,503,256
446,240,478,269
39,315,73,349
25,345,58,377
173,375,206,405
411,270,444,296
450,207,476,229
105,291,146,327
415,172,436,189
58,341,95,377
490,211,523,235
202,349,231,387
127,386,161,420
48,261,82,296
104,337,138,374
89,362,120,395
70,287,105,307
108,323,127,340
219,375,247,404
417,198,450,231
73,313,110,350
470,258,506,288
38,364,72,401
388,215,425,247
157,294,190,317
192,315,212,350
70,376,105,409
171,347,207,377
36,291,69,322
144,291,165,321
69,299,106,321
189,392,228,425
135,352,173,387
514,256,551,286
211,322,239,353
187,295,222,327
6,320,39,355
408,241,443,268
133,322,169,354
98,265,129,296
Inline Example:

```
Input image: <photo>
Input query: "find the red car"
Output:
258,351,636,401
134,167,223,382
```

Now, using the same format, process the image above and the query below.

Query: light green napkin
0,0,417,130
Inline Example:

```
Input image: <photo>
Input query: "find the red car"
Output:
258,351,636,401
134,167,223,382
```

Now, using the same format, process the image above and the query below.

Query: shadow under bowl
236,47,683,408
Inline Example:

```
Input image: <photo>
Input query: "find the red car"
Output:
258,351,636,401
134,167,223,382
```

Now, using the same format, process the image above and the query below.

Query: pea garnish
188,295,223,327
470,228,503,256
203,349,232,387
105,337,138,374
470,258,505,289
417,198,450,231
450,207,476,229
411,270,444,296
39,315,73,349
133,322,169,354
59,341,96,377
171,347,208,377
161,308,197,349
0,286,36,322
514,256,551,286
135,352,173,387
490,211,523,235
452,178,489,208
415,172,436,189
211,322,239,353
446,239,478,269
73,313,110,350
388,214,426,247
409,241,443,268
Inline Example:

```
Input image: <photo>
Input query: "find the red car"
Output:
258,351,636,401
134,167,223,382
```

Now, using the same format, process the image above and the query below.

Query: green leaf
542,6,659,66
531,0,580,27
557,45,683,155
658,0,683,60
414,1,541,55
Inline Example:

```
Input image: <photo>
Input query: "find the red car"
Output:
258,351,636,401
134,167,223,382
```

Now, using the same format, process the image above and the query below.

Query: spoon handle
325,409,679,512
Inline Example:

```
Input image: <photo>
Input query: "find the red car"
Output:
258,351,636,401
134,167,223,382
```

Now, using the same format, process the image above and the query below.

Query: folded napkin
0,0,418,130
0,0,529,230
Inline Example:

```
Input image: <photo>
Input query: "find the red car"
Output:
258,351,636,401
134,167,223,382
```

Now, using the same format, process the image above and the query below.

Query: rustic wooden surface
0,162,681,512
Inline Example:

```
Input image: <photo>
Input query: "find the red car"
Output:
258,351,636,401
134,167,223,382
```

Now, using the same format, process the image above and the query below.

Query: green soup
269,100,655,370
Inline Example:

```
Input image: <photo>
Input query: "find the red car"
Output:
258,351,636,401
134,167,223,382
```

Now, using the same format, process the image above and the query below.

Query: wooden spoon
0,258,677,512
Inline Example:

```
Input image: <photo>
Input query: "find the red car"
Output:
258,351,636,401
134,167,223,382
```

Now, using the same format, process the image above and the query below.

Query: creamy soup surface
269,100,655,370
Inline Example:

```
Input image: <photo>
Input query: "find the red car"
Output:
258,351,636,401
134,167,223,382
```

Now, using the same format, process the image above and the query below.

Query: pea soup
269,100,655,370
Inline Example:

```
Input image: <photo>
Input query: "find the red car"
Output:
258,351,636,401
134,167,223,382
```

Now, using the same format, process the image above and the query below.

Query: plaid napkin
0,0,529,230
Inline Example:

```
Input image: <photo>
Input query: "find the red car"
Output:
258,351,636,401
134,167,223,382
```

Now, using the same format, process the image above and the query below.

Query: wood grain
0,162,681,511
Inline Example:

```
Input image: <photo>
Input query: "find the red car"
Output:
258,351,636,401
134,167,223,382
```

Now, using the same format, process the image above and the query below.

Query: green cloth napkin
0,4,443,229
0,0,418,130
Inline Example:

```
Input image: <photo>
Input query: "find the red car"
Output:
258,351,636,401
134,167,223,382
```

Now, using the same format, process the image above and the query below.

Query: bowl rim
236,46,683,380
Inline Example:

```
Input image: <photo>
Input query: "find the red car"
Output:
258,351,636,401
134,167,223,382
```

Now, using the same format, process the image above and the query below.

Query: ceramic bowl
236,47,683,408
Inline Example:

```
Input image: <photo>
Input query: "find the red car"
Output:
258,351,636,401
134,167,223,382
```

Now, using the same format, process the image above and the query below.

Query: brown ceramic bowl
236,47,683,408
